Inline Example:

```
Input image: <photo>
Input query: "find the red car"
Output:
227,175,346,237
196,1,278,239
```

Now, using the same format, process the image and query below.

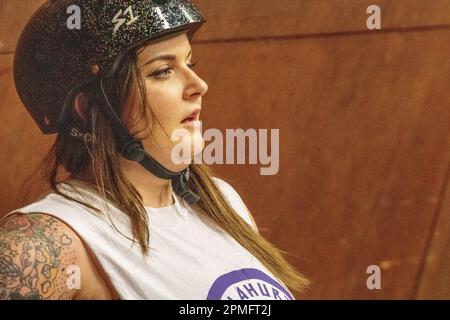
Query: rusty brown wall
1,0,449,299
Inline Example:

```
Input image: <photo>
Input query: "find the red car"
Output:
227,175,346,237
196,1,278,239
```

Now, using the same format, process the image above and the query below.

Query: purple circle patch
206,268,294,300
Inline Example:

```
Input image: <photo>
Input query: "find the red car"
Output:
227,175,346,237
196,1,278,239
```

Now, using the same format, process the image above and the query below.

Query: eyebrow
142,49,192,67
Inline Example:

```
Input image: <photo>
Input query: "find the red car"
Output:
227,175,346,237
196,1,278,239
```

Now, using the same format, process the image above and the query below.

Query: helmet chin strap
99,79,200,205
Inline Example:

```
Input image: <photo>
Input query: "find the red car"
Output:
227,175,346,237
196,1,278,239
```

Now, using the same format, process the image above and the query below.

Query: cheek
145,84,183,126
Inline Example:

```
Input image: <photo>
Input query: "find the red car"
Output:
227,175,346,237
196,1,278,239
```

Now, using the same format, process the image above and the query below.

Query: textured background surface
0,0,449,299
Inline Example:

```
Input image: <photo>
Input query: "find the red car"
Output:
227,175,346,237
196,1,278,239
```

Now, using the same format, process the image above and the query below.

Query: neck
118,157,175,208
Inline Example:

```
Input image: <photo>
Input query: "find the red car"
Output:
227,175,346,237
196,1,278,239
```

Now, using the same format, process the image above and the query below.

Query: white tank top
7,177,294,300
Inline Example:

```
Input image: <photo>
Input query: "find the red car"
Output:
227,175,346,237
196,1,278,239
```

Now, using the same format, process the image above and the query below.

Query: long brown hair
25,41,310,295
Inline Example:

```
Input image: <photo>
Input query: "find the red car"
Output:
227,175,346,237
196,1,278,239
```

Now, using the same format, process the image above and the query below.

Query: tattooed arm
0,213,113,300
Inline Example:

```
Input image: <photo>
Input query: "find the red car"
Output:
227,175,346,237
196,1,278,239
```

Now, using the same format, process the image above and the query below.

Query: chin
170,131,204,166
188,135,205,160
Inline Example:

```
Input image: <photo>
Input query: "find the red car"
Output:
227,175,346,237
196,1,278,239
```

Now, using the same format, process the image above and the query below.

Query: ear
73,92,88,120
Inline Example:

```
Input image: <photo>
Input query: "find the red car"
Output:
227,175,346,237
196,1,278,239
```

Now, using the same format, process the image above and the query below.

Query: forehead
136,32,191,62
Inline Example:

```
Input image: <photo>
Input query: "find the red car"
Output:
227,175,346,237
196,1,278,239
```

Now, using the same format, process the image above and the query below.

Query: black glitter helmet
14,0,205,135
13,0,206,204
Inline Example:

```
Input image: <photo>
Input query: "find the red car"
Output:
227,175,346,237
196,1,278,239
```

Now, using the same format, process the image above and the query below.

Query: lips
181,109,200,124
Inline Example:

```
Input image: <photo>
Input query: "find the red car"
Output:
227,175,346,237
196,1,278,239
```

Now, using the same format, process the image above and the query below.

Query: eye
187,61,197,70
149,62,198,79
151,67,173,79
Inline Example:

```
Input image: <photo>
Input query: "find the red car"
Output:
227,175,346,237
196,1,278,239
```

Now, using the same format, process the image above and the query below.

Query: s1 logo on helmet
112,6,139,34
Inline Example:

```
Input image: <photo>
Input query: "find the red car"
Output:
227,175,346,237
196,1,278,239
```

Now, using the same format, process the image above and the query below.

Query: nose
183,68,208,101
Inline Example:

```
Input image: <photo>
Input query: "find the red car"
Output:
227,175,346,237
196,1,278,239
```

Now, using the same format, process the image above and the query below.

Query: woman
0,0,309,300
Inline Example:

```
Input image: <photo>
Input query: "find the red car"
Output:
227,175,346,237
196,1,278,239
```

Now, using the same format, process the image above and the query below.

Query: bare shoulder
0,212,112,300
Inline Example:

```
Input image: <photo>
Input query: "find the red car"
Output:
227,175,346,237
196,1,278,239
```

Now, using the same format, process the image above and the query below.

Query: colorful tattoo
0,214,76,300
